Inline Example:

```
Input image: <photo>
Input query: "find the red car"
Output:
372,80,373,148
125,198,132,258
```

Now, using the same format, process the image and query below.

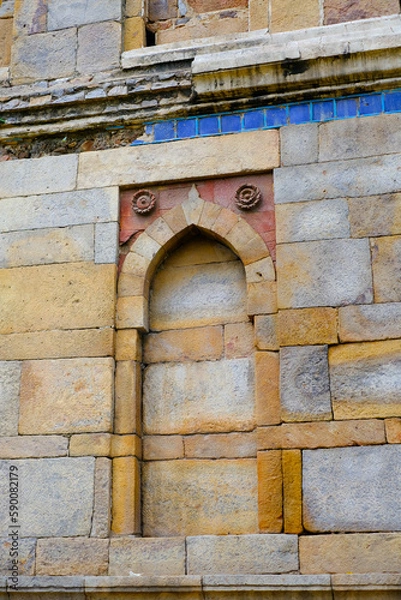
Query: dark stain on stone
282,59,311,78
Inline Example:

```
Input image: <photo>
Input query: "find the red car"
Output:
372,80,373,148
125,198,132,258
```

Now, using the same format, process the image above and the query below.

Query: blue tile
221,114,241,133
243,110,264,130
289,103,310,125
199,116,220,135
312,100,335,122
359,93,382,116
177,118,197,139
336,97,358,119
265,106,287,127
154,121,175,141
131,139,145,146
145,124,153,136
384,90,401,113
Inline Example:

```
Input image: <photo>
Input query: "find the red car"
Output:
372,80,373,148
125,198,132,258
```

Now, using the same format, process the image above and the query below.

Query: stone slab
280,124,318,166
270,0,320,32
339,302,401,342
0,187,118,232
36,538,109,575
143,435,184,460
0,17,12,68
224,322,254,358
91,457,112,537
77,21,121,74
48,0,121,30
330,340,401,419
276,199,350,243
277,239,373,308
109,538,185,576
111,456,140,535
0,361,20,436
184,432,257,458
0,458,95,537
280,346,332,422
257,450,283,533
143,358,255,434
95,222,119,264
0,436,68,458
303,446,401,532
0,155,77,199
348,193,401,238
187,534,298,574
278,308,338,346
386,418,401,443
143,459,258,536
19,358,114,434
0,538,35,576
13,0,46,34
372,235,401,302
0,262,116,334
254,315,278,351
144,326,223,363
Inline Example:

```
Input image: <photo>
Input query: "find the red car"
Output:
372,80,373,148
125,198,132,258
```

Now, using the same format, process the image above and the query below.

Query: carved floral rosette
132,189,157,214
234,184,262,210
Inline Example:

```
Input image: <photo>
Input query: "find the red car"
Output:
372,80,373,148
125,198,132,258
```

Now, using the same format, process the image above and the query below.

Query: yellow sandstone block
257,450,283,533
115,329,142,361
385,418,401,443
278,308,338,346
269,0,321,32
143,435,184,460
144,326,223,363
224,322,254,358
247,281,277,316
124,16,145,51
116,296,148,331
282,450,303,534
70,433,112,456
111,435,142,458
112,457,141,535
255,351,280,426
114,361,142,435
250,0,269,30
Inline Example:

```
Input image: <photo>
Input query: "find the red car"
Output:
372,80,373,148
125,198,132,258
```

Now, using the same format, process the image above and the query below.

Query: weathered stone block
157,11,248,43
244,257,275,283
300,533,401,573
148,0,177,21
124,16,145,50
0,0,14,19
282,450,302,534
0,18,12,67
11,29,77,81
0,538,35,576
0,458,95,537
143,460,258,536
126,0,143,17
114,360,141,435
143,435,184,460
143,358,255,434
0,225,94,268
112,456,140,535
0,155,77,200
36,538,108,575
0,362,20,436
270,0,320,31
386,418,401,443
277,239,373,308
48,0,121,30
249,0,268,30
280,346,332,422
278,308,338,346
95,222,118,264
70,434,112,457
324,0,400,25
144,326,223,363
303,446,401,532
372,235,401,302
91,457,112,537
330,340,401,419
19,358,114,434
281,124,318,166
254,315,278,351
348,193,401,238
0,262,115,335
247,281,277,315
255,351,280,426
257,450,283,533
339,302,401,342
224,322,254,358
109,538,185,576
0,436,68,459
77,21,121,74
111,435,141,458
13,0,46,34
115,330,142,362
116,296,148,331
187,534,298,574
0,187,118,232
276,199,350,244
184,432,256,458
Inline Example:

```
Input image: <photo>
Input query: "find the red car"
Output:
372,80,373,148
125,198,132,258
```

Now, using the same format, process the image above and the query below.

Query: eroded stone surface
339,302,401,342
0,362,21,436
109,538,185,576
48,0,121,30
36,538,108,575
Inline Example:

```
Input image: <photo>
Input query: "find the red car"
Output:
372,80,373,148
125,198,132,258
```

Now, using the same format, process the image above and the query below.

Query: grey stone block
203,574,331,590
275,154,401,204
372,235,401,303
187,535,298,575
77,21,121,75
276,198,350,243
280,346,331,422
0,458,95,537
109,538,186,576
0,155,77,200
0,0,14,19
0,538,35,575
339,302,401,342
13,0,46,34
0,187,118,232
91,458,111,538
11,29,77,81
0,436,68,459
0,362,21,436
276,239,373,308
348,193,401,238
281,123,318,166
303,446,401,532
48,0,121,30
95,222,119,264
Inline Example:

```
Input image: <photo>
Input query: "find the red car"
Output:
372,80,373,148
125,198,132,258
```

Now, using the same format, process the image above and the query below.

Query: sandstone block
0,0,14,19
95,222,119,264
19,358,114,434
282,450,302,534
277,239,372,308
184,432,256,458
0,225,94,269
280,346,332,422
209,207,240,240
121,250,150,278
244,257,275,283
114,360,141,435
91,457,112,537
339,302,401,342
257,450,283,533
11,29,77,81
166,235,237,267
109,538,185,576
278,308,338,346
0,155,77,200
0,361,20,436
225,220,269,266
303,446,401,532
348,193,401,238
36,539,108,576
143,459,258,536
372,235,401,302
144,326,223,363
0,262,115,335
115,330,142,361
0,458,94,537
48,0,121,30
70,434,112,456
386,418,401,443
77,131,279,189
145,217,175,249
111,435,141,458
126,0,143,17
112,456,140,535
143,435,184,460
0,436,68,459
276,199,350,244
281,124,318,166
224,322,253,358
274,155,401,205
247,281,277,315
148,0,177,21
324,0,400,25
249,0,268,30
270,0,320,31
0,328,114,361
143,358,255,434
0,17,12,67
0,187,118,232
0,538,35,576
300,533,401,573
187,534,298,574
258,420,385,450
254,315,278,351
116,296,148,331
77,21,121,74
255,351,280,426
13,0,46,35
157,11,248,43
330,340,401,419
